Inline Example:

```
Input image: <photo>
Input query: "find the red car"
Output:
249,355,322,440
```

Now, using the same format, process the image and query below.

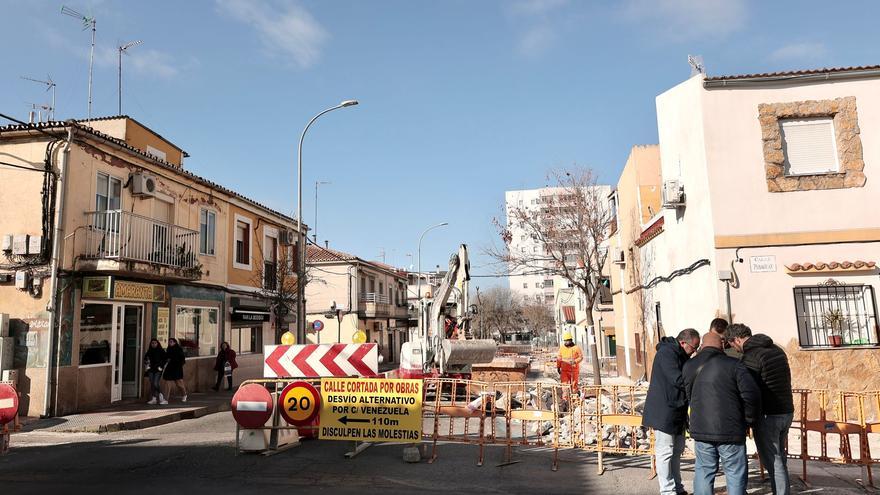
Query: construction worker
557,331,584,393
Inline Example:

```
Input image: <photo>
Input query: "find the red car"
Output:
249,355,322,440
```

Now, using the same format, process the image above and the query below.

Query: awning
562,306,576,324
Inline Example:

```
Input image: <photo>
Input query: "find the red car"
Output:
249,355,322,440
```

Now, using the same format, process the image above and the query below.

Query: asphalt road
0,412,871,494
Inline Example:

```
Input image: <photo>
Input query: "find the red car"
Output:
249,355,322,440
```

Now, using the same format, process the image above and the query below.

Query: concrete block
402,445,421,463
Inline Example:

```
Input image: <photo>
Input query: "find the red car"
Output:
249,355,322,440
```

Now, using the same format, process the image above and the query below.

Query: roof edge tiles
0,119,298,227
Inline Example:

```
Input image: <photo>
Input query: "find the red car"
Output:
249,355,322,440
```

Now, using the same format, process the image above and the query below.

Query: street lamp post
416,222,449,301
296,100,358,344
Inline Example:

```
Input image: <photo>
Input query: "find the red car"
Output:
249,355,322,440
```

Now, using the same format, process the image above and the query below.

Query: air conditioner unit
662,179,685,208
279,229,297,245
611,247,625,265
130,172,157,197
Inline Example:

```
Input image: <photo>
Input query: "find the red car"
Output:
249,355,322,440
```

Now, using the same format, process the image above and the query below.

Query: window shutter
780,118,838,175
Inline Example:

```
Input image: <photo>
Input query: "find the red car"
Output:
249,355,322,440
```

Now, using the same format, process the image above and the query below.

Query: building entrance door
111,304,143,401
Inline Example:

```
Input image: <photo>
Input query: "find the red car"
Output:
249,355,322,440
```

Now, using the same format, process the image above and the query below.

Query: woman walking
212,342,238,391
163,338,188,403
143,339,167,405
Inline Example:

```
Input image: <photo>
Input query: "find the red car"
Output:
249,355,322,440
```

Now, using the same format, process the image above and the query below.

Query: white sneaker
147,398,158,405
159,399,168,405
159,393,166,402
181,395,188,403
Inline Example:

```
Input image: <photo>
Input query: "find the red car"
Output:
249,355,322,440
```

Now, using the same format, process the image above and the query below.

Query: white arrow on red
263,344,378,378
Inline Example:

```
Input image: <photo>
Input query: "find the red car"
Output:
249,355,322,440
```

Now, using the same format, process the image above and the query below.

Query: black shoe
211,386,219,391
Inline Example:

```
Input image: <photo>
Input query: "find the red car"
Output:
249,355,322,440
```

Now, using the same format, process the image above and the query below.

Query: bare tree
252,246,322,344
487,167,613,384
477,286,523,339
520,300,555,338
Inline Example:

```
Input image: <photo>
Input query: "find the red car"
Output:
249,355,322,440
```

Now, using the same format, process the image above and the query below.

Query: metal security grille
793,284,879,347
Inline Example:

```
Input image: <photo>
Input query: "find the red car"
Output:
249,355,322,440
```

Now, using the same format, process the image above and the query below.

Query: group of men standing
642,319,794,495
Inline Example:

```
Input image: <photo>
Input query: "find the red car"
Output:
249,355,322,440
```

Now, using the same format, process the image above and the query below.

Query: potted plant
822,309,847,347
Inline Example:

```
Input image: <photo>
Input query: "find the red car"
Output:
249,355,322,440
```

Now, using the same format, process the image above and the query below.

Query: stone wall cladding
758,97,866,192
785,339,880,392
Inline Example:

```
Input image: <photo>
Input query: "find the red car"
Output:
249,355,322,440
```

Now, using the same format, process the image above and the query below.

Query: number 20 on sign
278,381,320,426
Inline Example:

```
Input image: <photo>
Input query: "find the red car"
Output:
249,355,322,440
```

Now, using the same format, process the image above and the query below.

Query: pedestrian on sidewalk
212,342,238,391
163,338,188,403
556,331,583,395
683,332,761,495
143,339,167,405
642,328,700,495
726,323,794,495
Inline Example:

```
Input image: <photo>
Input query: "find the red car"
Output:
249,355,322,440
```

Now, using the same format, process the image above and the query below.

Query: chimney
324,240,329,249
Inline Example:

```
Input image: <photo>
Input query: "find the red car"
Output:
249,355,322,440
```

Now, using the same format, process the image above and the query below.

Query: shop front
227,296,272,384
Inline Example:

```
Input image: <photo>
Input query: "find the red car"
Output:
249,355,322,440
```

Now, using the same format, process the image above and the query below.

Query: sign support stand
344,440,373,458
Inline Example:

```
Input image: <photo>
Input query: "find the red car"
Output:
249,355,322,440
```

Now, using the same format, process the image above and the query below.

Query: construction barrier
233,378,322,455
231,375,880,488
422,378,572,470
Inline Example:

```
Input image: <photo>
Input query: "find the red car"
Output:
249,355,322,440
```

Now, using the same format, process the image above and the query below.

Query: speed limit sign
278,381,320,426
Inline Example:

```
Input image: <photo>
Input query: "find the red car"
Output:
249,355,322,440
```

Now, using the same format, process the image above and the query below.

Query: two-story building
0,116,304,416
305,245,409,364
615,65,880,389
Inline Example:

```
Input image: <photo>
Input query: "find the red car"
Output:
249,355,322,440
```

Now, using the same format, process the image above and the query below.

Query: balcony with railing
359,292,409,318
79,210,201,280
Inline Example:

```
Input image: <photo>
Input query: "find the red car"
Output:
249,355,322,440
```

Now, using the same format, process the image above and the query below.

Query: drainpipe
43,126,73,418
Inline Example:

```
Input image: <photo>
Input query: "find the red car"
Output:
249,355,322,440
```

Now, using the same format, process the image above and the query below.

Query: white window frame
780,117,840,176
233,214,253,270
199,208,217,256
95,171,123,212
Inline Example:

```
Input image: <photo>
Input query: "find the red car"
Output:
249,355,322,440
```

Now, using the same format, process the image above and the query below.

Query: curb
61,401,231,433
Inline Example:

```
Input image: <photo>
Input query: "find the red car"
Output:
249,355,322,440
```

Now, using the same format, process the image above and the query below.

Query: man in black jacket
643,328,700,495
684,332,760,495
726,323,794,495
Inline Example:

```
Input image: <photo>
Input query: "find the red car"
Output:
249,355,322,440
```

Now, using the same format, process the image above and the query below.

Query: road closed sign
319,378,422,443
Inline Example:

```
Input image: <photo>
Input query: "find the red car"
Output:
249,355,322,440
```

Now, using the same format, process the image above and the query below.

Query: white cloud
128,49,181,79
518,25,560,58
216,0,328,68
621,0,748,40
507,0,569,57
770,42,829,62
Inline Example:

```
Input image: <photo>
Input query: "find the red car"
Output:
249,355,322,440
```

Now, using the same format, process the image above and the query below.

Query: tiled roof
705,65,880,82
307,245,358,263
307,245,407,278
634,216,664,247
0,119,297,227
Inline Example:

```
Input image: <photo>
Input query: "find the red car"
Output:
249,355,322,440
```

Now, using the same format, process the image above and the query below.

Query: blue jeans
754,413,793,495
654,430,685,495
694,441,748,495
147,371,162,399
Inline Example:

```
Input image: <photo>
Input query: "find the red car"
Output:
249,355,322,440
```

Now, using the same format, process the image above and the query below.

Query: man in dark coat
643,328,700,495
726,323,794,495
683,332,761,495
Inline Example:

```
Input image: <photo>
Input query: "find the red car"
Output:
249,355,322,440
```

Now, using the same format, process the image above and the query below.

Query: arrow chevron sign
263,344,379,378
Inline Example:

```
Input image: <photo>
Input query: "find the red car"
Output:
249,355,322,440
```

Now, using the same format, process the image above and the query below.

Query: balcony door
151,198,173,265
95,173,122,257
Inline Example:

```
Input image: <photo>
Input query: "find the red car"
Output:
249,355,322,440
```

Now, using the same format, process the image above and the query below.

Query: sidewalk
16,390,233,434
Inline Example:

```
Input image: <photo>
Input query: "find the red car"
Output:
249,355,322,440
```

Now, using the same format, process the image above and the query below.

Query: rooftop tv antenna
20,75,56,121
118,40,143,114
61,5,96,123
688,54,705,76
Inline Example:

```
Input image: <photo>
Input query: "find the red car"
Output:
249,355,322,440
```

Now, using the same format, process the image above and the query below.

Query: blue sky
2,0,878,285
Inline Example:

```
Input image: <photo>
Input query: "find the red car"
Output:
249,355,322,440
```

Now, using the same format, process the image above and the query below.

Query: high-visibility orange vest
557,345,583,371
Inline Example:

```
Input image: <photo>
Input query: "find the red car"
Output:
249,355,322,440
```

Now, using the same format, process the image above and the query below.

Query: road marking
236,401,268,412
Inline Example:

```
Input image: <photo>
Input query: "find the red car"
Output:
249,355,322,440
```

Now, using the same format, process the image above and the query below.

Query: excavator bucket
441,339,496,367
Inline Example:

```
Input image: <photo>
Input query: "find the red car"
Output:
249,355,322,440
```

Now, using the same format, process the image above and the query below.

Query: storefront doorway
81,302,143,402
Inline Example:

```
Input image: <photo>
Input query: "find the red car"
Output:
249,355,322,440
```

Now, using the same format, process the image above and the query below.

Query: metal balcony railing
360,292,390,304
83,210,200,270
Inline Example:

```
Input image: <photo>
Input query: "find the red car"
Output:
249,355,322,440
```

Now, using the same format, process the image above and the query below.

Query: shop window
232,326,261,354
175,306,219,357
794,284,879,347
79,303,113,365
